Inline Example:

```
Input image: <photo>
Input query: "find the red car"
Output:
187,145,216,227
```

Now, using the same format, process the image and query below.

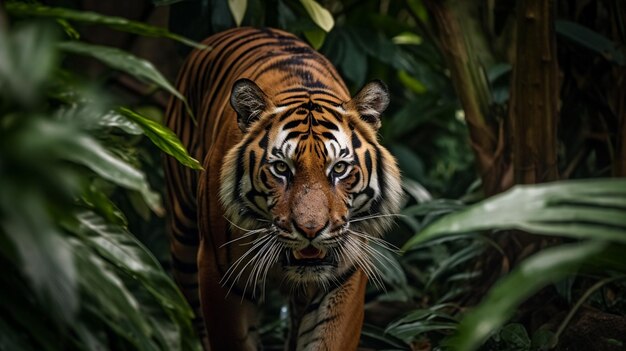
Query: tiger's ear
230,78,268,132
347,80,390,130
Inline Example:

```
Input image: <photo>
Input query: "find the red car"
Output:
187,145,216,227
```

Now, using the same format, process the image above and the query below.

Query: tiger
163,27,403,351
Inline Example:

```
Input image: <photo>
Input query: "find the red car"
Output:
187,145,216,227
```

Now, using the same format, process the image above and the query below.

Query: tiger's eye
332,162,348,176
273,161,289,175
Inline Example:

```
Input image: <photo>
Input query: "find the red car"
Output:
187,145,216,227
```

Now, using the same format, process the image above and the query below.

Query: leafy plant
402,179,626,351
0,4,203,350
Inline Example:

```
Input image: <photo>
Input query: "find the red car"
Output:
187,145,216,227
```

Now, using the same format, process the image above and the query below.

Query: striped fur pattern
164,27,402,350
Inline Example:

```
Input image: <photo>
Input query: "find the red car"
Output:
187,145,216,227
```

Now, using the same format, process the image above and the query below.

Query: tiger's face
220,79,402,291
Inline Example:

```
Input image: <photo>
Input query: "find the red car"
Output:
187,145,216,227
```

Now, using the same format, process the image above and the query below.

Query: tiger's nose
293,220,328,239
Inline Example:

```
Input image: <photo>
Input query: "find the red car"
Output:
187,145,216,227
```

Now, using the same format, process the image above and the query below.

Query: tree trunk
509,0,559,184
422,0,512,197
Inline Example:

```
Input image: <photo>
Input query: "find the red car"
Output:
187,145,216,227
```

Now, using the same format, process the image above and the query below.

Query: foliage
404,179,626,350
2,0,625,351
0,5,202,351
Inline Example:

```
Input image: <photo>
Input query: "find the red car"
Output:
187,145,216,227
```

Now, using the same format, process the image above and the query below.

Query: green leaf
447,241,607,351
0,186,78,325
57,41,194,121
119,107,203,170
6,2,208,49
76,212,195,315
403,179,626,251
360,323,411,350
300,0,334,32
304,28,327,50
499,323,531,350
398,70,427,94
425,241,483,289
385,304,458,341
370,241,406,287
28,118,162,214
531,329,554,350
392,32,423,46
228,0,248,26
556,20,625,65
71,238,159,351
0,21,59,105
71,212,199,350
99,110,144,134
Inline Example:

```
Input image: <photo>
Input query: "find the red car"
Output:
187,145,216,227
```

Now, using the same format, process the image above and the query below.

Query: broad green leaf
304,28,327,50
392,32,423,46
57,41,194,121
57,105,144,135
0,188,78,325
72,212,198,350
71,239,158,351
398,70,427,94
75,212,193,318
6,2,207,49
228,0,248,26
0,21,58,105
300,0,334,32
403,179,626,250
119,107,203,170
340,31,367,86
402,178,432,204
499,323,531,350
556,20,625,65
447,241,607,351
99,110,144,134
27,118,162,214
406,0,429,22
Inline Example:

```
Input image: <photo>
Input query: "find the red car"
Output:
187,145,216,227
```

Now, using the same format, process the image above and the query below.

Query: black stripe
303,337,323,349
351,131,362,149
172,255,198,273
317,119,338,130
171,231,199,246
179,281,199,289
298,316,336,337
278,107,298,121
304,302,321,314
322,106,344,123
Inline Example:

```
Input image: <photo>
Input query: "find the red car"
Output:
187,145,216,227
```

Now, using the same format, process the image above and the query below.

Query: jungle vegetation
0,0,625,350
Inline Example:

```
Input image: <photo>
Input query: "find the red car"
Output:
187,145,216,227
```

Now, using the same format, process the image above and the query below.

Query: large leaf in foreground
403,179,626,250
73,212,199,351
6,2,207,49
300,0,334,32
119,107,202,170
57,41,193,120
28,118,162,213
447,241,611,351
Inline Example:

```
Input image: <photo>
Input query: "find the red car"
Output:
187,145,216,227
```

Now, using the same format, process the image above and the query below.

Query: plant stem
550,275,626,349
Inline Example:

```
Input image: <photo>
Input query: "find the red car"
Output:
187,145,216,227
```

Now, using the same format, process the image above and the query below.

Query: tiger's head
219,78,403,291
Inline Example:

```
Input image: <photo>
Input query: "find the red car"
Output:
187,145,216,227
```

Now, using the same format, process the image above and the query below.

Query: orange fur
164,27,402,350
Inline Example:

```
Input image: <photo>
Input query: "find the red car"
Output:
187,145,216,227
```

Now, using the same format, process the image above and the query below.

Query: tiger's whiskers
348,213,405,223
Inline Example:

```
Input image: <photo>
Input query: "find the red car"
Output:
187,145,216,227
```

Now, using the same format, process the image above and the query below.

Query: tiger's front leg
288,269,367,351
197,234,261,351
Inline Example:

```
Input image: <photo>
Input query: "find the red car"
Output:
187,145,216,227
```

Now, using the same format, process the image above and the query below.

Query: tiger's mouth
283,245,337,267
